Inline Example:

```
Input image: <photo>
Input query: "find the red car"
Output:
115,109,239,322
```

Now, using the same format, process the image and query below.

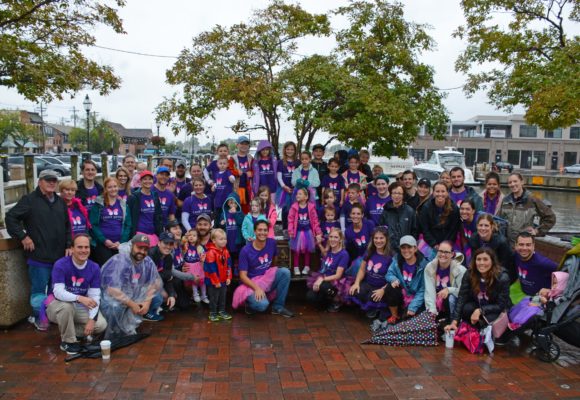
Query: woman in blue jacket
384,235,428,324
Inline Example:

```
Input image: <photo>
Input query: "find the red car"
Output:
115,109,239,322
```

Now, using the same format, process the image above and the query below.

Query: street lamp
83,94,92,152
156,122,160,155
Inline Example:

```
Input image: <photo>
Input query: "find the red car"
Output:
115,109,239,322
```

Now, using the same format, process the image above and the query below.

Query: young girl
288,188,323,276
242,199,267,242
211,158,236,210
349,227,393,319
277,141,297,231
257,186,277,238
341,183,364,230
318,188,339,221
321,158,346,207
115,167,131,201
291,151,320,203
204,229,232,322
318,206,341,255
217,193,245,264
252,140,278,202
342,154,368,196
365,174,390,226
307,228,352,312
181,229,208,304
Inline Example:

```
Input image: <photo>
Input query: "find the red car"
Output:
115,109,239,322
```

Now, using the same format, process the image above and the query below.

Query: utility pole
70,106,78,127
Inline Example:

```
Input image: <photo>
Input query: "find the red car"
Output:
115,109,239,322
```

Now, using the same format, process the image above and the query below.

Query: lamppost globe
83,95,92,153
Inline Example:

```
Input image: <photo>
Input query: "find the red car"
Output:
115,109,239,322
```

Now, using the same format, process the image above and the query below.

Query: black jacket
452,270,512,324
76,179,103,208
148,246,177,298
418,198,460,247
468,233,515,282
6,187,71,264
404,191,421,210
127,189,163,237
379,201,417,253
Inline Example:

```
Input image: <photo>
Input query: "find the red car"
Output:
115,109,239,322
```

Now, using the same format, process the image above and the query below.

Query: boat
369,154,415,177
413,147,477,184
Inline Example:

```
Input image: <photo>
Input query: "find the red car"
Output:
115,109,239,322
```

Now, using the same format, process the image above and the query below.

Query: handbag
483,311,509,339
454,321,484,354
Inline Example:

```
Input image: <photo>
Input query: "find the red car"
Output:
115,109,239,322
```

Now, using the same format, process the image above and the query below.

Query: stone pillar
0,238,31,327
24,152,35,194
70,153,79,181
147,155,153,172
101,152,109,180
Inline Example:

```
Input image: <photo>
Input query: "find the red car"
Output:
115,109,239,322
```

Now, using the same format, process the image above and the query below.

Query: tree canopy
455,0,579,130
69,118,120,153
0,111,41,151
0,0,126,102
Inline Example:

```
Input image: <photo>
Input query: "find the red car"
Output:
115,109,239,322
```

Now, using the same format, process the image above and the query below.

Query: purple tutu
276,187,293,208
509,297,543,326
290,229,316,253
307,272,354,303
349,285,388,311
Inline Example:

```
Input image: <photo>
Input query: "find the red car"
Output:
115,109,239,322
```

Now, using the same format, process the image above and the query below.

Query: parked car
38,155,71,169
151,155,188,170
8,156,70,177
564,164,580,174
495,161,514,173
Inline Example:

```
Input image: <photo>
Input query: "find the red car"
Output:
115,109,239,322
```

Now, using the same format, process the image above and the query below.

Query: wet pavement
0,292,578,400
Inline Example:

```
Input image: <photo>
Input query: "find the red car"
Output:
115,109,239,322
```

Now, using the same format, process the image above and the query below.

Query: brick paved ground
0,288,578,400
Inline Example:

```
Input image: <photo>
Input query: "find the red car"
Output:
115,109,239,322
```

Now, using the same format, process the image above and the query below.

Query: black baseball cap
159,232,177,244
418,178,431,188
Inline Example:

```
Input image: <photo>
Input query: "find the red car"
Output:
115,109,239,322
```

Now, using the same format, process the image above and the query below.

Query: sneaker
201,296,210,305
365,309,379,319
193,294,201,303
208,313,220,322
60,342,82,355
507,335,521,349
34,319,49,332
293,267,301,276
142,312,164,322
386,315,400,325
370,319,387,333
301,266,310,275
218,311,232,320
272,307,295,318
245,305,257,315
327,303,341,313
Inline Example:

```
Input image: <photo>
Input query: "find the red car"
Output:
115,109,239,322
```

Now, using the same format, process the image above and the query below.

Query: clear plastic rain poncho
100,248,162,339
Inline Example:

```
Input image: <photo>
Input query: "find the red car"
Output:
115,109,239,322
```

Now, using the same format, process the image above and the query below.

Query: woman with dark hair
365,174,391,226
181,177,214,231
444,247,511,332
457,199,481,264
379,182,416,253
344,203,376,277
481,172,504,216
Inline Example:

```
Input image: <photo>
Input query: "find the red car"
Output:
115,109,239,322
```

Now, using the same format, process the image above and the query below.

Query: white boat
369,155,415,177
413,147,477,184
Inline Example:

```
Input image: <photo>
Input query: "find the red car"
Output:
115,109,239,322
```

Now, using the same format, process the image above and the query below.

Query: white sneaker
293,267,301,276
193,294,201,303
301,266,310,275
201,296,210,305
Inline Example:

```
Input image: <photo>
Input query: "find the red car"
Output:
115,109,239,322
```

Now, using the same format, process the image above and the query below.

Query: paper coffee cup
445,331,455,348
100,340,111,359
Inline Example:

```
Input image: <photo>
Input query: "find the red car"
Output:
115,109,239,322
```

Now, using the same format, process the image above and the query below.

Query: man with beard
100,234,163,338
449,167,483,211
173,160,190,197
196,214,213,248
153,166,176,227
400,170,420,210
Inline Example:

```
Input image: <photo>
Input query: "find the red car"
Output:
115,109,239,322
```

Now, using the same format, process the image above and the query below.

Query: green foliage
454,0,579,130
69,119,120,153
0,0,126,102
0,111,41,150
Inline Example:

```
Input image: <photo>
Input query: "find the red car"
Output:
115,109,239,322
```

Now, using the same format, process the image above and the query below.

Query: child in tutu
257,186,277,239
288,188,323,276
276,141,297,232
181,229,208,304
307,228,352,312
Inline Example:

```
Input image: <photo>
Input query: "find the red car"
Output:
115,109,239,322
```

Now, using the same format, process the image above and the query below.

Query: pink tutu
276,187,292,208
402,288,415,309
307,272,354,304
183,262,204,288
290,229,316,253
136,232,159,247
232,267,278,309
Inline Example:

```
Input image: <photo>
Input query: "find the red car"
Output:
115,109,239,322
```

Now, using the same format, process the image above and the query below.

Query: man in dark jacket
76,159,103,213
311,144,329,199
6,170,71,328
379,200,417,254
147,232,178,320
449,167,482,211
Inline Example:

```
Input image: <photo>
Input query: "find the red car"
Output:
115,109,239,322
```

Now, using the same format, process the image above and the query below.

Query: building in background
105,121,152,155
412,115,580,170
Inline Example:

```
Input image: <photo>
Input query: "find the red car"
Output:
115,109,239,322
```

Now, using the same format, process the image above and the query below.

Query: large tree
69,118,120,153
330,0,449,157
454,0,579,130
156,0,331,154
0,0,125,102
0,111,41,151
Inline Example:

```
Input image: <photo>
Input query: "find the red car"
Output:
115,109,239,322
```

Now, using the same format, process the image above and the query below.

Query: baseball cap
166,219,180,229
418,178,431,188
159,232,177,244
131,234,151,247
400,235,417,247
38,170,58,181
175,160,186,168
139,170,153,180
237,136,250,144
196,213,212,223
312,144,325,151
156,166,171,175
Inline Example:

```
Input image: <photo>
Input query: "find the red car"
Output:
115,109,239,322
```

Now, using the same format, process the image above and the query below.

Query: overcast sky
0,0,526,145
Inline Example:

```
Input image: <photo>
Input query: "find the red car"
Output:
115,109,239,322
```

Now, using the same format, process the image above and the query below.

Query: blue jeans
28,264,52,318
150,293,163,314
246,268,290,312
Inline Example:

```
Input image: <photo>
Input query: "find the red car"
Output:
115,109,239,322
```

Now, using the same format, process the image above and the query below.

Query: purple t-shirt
173,246,183,270
365,194,390,226
345,219,376,258
118,189,128,202
345,170,362,186
402,262,416,284
341,198,356,227
450,189,468,207
515,252,558,296
478,279,489,306
205,159,220,182
367,182,378,198
365,253,391,287
182,195,213,229
70,207,88,236
51,256,100,297
153,187,176,227
84,186,99,212
225,210,240,253
320,249,349,276
257,158,277,193
296,205,311,232
436,265,451,292
300,167,310,181
278,160,296,188
483,193,501,215
136,192,156,234
321,220,340,237
213,170,234,209
321,174,345,206
175,178,190,196
100,199,124,242
239,238,277,278
183,244,201,263
237,155,250,188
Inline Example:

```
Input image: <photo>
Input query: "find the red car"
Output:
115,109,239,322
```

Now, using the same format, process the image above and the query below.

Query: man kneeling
46,234,107,355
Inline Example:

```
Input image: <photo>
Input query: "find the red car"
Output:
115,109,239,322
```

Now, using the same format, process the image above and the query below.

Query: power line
436,85,464,91
93,45,179,59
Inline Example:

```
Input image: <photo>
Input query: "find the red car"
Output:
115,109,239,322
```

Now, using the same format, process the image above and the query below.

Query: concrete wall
0,238,31,327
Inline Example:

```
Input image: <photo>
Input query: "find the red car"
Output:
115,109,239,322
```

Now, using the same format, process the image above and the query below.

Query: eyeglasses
438,250,453,255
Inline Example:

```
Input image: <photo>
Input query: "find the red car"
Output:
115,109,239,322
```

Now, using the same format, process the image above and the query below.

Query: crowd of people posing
7,135,568,355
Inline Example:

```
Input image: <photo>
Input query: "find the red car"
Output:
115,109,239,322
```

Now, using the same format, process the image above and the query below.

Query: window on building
521,150,532,169
545,128,562,139
533,151,546,167
564,152,577,166
410,148,425,161
508,150,520,166
477,149,490,164
519,125,537,138
464,148,476,167
570,127,580,139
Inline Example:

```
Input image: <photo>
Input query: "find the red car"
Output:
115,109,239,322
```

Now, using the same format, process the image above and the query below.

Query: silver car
564,164,580,174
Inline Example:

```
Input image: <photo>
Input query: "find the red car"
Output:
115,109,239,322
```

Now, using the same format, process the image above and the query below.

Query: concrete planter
0,237,31,327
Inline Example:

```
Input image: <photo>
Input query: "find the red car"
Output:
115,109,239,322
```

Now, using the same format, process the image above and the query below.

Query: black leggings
306,281,337,304
91,242,118,267
384,284,404,308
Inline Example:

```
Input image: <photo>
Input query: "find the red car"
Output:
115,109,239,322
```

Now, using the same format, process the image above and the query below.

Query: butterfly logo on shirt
159,197,167,206
187,249,198,258
239,161,249,170
258,254,270,265
329,182,338,190
518,267,528,280
366,261,382,273
287,165,296,173
375,203,385,210
227,218,236,226
144,199,155,208
402,270,413,282
87,195,97,204
325,226,332,234
436,275,450,288
198,203,208,211
298,213,308,221
216,178,223,186
323,256,334,267
477,291,489,301
355,235,366,246
132,273,141,283
71,276,85,287
349,177,359,184
107,207,119,216
261,163,271,171
72,216,83,225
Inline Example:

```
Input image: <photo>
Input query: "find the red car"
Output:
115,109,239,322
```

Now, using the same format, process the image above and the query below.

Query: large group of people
7,137,571,357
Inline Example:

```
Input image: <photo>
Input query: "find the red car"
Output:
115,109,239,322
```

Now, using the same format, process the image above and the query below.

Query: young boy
204,229,232,322
211,158,236,210
204,143,230,185
231,136,253,213
321,158,346,207
311,144,328,199
358,149,373,179
342,154,368,195
341,183,363,230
